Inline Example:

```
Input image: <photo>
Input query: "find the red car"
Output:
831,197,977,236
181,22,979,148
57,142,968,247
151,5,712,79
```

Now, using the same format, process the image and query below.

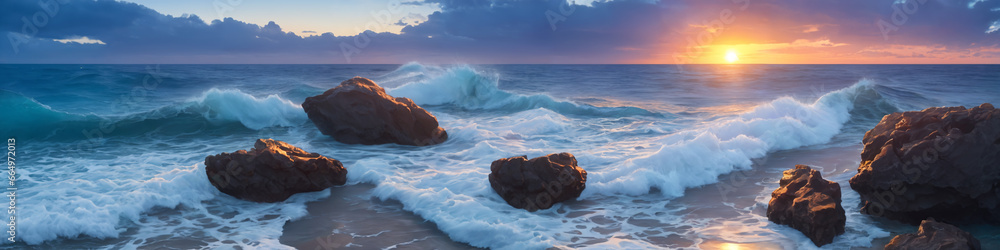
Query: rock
767,165,846,247
301,77,448,146
884,218,981,250
205,139,347,202
849,103,1000,223
489,153,587,211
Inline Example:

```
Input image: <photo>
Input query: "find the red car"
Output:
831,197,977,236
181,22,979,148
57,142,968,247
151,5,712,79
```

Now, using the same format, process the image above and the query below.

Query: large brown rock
205,139,347,202
489,153,587,212
301,77,447,146
849,103,1000,223
884,218,981,250
767,165,846,247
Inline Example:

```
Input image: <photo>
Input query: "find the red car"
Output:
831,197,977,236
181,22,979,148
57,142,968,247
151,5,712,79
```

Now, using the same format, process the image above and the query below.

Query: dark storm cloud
0,0,997,63
755,0,1000,45
0,0,678,63
396,0,678,62
0,0,345,62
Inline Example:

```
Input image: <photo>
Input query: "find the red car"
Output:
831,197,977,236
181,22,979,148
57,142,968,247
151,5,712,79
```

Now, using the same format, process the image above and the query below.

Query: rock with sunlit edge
767,165,846,247
884,218,981,250
849,103,1000,223
302,77,448,146
205,139,347,202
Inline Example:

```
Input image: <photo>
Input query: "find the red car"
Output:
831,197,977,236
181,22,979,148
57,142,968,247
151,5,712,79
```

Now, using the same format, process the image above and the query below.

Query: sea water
1,63,998,249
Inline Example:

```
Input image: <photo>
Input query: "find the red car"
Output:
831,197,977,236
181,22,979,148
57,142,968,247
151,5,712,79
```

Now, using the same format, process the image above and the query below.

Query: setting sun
725,49,740,63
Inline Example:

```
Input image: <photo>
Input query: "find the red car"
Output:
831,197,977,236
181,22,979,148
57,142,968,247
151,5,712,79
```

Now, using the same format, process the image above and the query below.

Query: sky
1,0,998,64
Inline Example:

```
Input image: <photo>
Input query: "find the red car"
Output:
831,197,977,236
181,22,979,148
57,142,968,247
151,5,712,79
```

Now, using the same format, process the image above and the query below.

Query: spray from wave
184,88,307,130
386,65,661,117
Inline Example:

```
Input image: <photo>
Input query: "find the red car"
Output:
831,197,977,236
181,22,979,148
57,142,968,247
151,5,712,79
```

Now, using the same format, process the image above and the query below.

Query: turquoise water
1,63,998,249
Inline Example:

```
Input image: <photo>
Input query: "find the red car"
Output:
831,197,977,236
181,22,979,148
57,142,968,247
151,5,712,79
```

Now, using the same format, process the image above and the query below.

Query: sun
724,49,740,63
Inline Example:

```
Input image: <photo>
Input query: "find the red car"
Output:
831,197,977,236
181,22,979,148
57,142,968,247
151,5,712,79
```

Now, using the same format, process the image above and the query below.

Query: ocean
1,63,998,249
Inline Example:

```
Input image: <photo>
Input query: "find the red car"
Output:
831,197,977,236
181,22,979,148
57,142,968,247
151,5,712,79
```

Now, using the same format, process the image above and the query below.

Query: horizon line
1,63,998,65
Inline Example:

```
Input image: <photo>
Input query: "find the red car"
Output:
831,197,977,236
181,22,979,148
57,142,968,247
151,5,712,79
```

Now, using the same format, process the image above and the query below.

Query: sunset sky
2,0,999,64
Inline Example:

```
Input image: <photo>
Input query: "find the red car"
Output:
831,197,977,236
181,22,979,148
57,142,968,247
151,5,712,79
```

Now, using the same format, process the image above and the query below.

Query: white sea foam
11,144,331,248
10,63,899,249
337,75,883,249
16,155,215,245
586,80,873,198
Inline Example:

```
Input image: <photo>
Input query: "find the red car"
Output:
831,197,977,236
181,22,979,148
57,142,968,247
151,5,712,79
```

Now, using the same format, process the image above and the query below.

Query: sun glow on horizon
725,49,740,63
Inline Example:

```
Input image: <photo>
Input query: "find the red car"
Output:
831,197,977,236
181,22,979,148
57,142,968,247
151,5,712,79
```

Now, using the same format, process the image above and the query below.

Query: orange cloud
802,25,820,33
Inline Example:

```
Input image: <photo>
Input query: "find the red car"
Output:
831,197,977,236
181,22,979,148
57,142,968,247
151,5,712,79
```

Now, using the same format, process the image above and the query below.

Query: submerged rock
767,165,846,247
849,103,1000,223
884,218,981,250
301,77,448,146
205,139,347,202
489,153,587,211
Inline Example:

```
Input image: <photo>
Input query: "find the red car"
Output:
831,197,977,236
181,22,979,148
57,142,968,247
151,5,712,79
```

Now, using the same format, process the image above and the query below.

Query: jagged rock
884,218,981,250
849,103,1000,223
205,139,347,202
301,77,447,146
489,153,587,211
767,165,846,246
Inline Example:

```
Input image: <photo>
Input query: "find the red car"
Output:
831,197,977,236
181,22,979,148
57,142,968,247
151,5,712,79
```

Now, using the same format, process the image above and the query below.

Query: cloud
1,0,351,62
0,0,998,63
53,36,104,44
416,0,495,10
854,44,1000,59
802,25,820,33
652,0,1000,63
1,0,684,63
395,0,681,62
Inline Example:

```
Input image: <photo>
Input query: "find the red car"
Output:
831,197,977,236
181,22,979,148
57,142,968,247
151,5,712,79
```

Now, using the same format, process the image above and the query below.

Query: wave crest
386,64,659,117
185,88,307,130
587,80,892,197
1,88,307,140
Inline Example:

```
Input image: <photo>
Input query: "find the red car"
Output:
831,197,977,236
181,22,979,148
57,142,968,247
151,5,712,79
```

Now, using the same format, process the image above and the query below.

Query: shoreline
280,184,480,249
